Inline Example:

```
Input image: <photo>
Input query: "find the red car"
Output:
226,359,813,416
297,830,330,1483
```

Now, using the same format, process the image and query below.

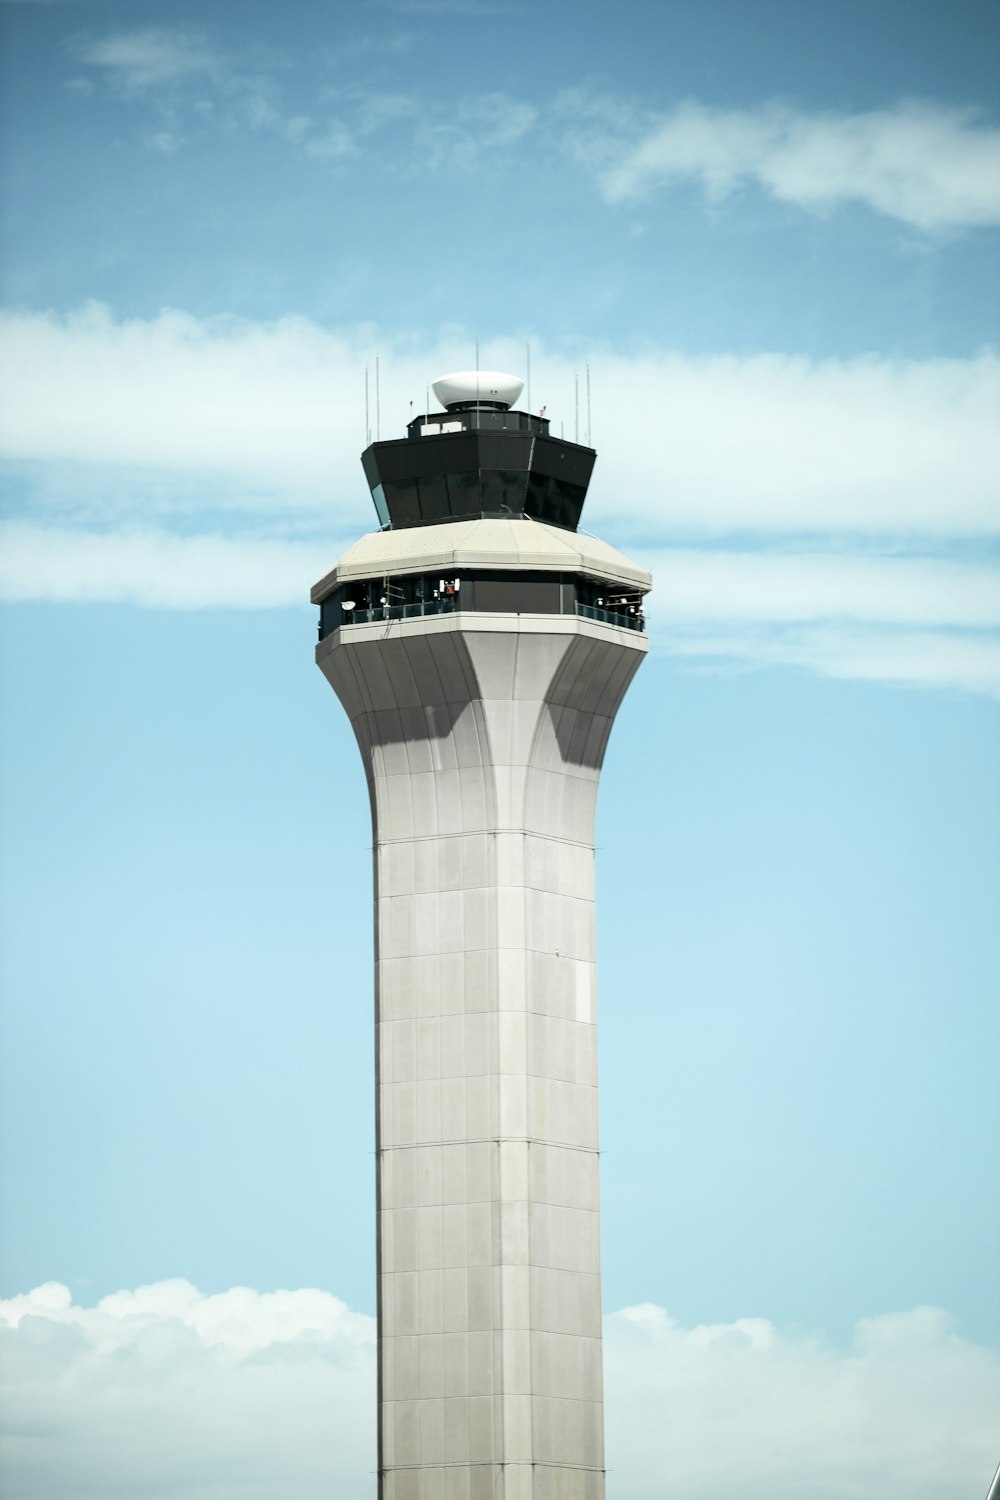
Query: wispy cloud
71,25,522,166
78,26,216,90
1,1280,996,1499
73,26,311,153
662,621,1000,698
641,549,1000,696
66,33,1000,236
644,549,1000,630
0,524,332,609
576,99,1000,232
3,525,996,695
416,90,537,167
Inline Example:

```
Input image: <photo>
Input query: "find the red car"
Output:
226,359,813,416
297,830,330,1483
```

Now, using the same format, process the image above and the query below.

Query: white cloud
65,44,1000,236
1,1281,997,1499
589,347,1000,537
662,622,1000,698
0,1280,375,1500
416,91,538,168
589,100,1000,232
80,27,216,90
74,28,315,152
0,524,333,609
72,30,527,165
1,306,997,537
2,526,998,695
2,305,997,693
638,549,1000,696
643,549,1000,629
604,1301,1000,1499
0,303,363,508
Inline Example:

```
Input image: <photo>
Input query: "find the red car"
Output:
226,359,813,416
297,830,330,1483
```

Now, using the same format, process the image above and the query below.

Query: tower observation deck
312,369,651,1499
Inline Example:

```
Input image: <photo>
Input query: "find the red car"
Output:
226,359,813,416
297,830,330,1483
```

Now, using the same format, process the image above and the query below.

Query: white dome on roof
432,371,524,409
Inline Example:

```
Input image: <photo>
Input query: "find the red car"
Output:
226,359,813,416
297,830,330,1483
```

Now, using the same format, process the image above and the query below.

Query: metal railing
576,603,643,631
350,599,459,625
336,599,644,631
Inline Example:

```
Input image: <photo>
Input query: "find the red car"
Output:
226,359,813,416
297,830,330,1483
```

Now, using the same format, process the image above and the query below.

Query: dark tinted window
531,440,595,488
446,469,480,511
363,427,592,531
479,469,528,513
383,478,421,525
377,433,480,482
319,594,341,638
549,477,585,530
473,577,561,613
416,472,450,521
478,433,533,471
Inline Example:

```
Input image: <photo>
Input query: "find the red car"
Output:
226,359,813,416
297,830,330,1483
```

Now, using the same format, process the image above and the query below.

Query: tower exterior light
313,369,650,1498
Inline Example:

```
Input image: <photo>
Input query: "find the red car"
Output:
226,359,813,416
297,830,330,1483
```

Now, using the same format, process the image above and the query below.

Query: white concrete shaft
318,609,646,1500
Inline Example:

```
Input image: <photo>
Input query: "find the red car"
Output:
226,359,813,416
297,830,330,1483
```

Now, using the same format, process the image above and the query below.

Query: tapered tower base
314,380,649,1497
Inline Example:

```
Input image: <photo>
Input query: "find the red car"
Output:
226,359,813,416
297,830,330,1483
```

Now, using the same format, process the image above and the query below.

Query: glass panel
319,595,340,638
548,477,585,530
446,469,480,514
500,469,528,510
382,478,420,525
524,471,549,523
370,483,389,527
530,438,595,487
417,472,450,521
473,577,561,613
478,433,532,471
478,468,528,513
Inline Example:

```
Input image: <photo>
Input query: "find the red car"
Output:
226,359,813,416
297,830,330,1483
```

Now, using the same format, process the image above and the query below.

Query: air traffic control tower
312,370,651,1500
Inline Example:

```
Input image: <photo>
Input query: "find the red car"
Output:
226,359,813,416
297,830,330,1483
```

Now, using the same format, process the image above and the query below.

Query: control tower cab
313,369,650,638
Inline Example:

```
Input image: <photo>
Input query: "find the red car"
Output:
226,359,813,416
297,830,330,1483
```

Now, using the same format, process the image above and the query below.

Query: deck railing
338,598,643,630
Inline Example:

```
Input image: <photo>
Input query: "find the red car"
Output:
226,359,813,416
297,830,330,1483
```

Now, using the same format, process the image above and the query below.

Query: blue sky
1,1,998,1496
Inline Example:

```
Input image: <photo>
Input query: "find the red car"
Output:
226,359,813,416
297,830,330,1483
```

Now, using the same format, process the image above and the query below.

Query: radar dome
432,371,524,411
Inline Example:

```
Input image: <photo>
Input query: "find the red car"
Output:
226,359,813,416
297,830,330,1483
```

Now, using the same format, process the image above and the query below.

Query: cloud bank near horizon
1,1279,997,1500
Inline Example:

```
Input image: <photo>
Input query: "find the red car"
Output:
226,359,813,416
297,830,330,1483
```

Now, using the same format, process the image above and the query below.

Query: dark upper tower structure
361,370,595,532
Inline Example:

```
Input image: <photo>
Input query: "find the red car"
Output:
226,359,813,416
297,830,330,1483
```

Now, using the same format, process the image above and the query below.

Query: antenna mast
376,354,381,441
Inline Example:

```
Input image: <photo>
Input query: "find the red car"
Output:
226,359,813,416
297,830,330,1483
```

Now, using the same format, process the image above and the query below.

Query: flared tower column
313,371,649,1499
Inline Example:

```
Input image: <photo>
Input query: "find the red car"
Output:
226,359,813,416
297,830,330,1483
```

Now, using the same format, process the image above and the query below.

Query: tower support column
319,612,645,1499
